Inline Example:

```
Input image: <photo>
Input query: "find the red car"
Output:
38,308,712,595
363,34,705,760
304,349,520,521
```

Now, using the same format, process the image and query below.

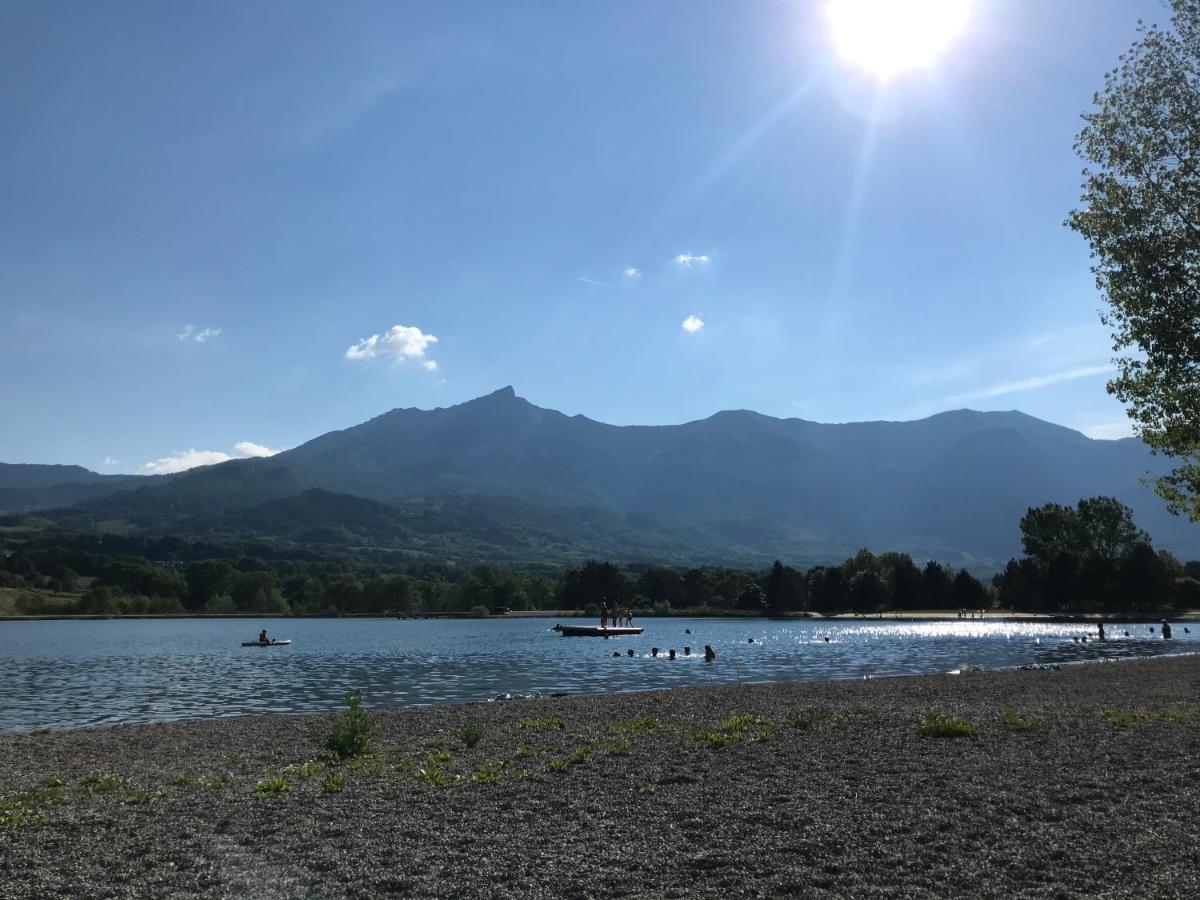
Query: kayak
241,640,292,647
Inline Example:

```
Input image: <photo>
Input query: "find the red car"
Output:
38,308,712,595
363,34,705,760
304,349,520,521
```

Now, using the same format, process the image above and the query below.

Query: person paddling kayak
258,629,270,645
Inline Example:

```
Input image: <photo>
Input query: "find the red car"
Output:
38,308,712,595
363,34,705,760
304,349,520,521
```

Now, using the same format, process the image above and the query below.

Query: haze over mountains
3,387,1197,568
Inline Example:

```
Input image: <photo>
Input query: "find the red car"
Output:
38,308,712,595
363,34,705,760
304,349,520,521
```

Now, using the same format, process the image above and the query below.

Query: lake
0,616,1194,732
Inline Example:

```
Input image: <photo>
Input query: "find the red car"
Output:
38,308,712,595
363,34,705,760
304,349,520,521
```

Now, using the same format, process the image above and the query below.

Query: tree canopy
1069,0,1200,518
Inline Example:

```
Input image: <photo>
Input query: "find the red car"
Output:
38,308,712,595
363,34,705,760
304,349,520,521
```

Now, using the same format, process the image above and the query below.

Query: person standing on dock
600,602,608,629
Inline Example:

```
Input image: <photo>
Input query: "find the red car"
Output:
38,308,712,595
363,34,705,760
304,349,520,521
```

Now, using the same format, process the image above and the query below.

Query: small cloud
345,324,438,371
933,364,1116,408
141,449,234,475
141,441,284,475
682,315,705,334
177,324,222,343
421,360,438,372
232,441,282,458
674,253,710,268
624,267,641,280
102,456,119,466
577,276,607,288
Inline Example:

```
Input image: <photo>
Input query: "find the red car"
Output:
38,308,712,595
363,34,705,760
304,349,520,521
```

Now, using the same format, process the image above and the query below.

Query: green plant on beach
518,717,565,730
254,777,292,799
1000,710,1046,733
285,760,328,779
695,713,774,747
82,772,126,795
785,708,833,730
471,761,504,784
417,751,460,786
322,772,348,792
326,691,378,760
608,716,660,735
459,725,485,749
606,738,631,756
1101,708,1141,728
918,711,978,738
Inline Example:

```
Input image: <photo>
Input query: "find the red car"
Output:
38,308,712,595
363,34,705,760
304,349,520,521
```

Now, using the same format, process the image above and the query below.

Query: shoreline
3,609,1197,622
2,656,1197,897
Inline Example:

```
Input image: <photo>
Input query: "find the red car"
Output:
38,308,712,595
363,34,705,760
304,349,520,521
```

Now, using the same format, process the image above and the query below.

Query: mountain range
3,387,1197,569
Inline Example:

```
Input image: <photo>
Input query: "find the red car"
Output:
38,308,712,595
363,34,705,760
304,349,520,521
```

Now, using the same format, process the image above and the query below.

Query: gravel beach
2,655,1198,899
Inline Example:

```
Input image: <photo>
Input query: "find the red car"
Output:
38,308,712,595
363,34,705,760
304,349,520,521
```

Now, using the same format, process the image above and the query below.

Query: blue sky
0,1,1166,473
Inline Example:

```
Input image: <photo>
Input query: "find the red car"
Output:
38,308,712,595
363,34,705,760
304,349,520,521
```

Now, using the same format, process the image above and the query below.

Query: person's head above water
627,648,635,656
668,649,676,660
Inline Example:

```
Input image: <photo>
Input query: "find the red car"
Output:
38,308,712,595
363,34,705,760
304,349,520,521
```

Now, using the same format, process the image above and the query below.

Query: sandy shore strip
2,656,1198,899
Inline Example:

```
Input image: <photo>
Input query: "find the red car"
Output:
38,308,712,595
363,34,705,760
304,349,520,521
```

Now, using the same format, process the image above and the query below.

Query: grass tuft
999,710,1045,733
322,773,348,792
918,711,978,738
609,716,661,735
459,725,485,749
519,717,565,731
1101,708,1140,728
82,773,125,795
253,777,292,799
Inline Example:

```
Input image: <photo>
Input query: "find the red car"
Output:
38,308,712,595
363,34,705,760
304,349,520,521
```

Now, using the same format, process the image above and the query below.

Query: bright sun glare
828,0,970,80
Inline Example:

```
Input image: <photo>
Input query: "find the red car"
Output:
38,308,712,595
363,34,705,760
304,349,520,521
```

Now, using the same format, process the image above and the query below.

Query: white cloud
177,324,222,343
577,276,607,287
345,324,438,370
624,267,641,280
674,253,710,268
102,456,119,466
421,359,438,372
936,364,1116,407
141,449,234,475
141,441,284,475
232,441,282,458
682,315,705,333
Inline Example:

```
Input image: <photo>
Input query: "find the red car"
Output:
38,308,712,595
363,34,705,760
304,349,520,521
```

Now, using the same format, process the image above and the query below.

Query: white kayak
241,640,292,647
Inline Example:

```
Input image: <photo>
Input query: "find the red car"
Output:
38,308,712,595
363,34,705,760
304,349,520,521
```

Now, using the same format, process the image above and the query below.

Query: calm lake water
0,617,1194,732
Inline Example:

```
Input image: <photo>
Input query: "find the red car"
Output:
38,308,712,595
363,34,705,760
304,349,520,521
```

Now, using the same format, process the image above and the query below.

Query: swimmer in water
668,649,676,660
627,648,635,657
651,647,659,657
704,645,716,661
684,646,691,656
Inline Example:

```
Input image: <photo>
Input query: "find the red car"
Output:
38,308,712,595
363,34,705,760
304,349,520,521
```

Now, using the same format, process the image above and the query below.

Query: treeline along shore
2,497,1197,619
1,655,1198,898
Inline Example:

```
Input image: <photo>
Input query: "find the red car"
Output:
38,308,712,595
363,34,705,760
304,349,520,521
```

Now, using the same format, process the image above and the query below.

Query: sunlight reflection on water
0,617,1194,731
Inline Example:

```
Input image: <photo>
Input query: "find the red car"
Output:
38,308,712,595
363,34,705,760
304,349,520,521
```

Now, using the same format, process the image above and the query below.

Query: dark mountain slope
24,388,1200,567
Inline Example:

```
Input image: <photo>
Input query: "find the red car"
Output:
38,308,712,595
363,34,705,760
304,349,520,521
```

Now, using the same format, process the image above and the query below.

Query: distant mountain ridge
5,388,1197,567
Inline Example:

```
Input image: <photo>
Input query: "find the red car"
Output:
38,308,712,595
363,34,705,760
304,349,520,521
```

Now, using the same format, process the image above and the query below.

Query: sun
828,0,970,81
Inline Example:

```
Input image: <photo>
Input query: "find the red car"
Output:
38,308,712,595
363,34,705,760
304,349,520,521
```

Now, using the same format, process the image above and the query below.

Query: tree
951,569,987,611
1076,496,1149,563
1069,1,1200,517
849,570,889,614
1019,503,1082,568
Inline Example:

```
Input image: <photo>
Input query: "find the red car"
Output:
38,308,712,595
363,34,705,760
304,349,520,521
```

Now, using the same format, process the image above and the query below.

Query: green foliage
471,761,504,784
695,713,773,746
322,772,348,792
469,604,491,618
1069,1,1200,517
82,772,125,794
253,776,292,798
608,716,660,735
999,710,1045,733
785,708,833,730
417,751,459,786
918,711,978,738
325,691,378,760
459,724,485,748
1101,708,1141,728
518,717,565,730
